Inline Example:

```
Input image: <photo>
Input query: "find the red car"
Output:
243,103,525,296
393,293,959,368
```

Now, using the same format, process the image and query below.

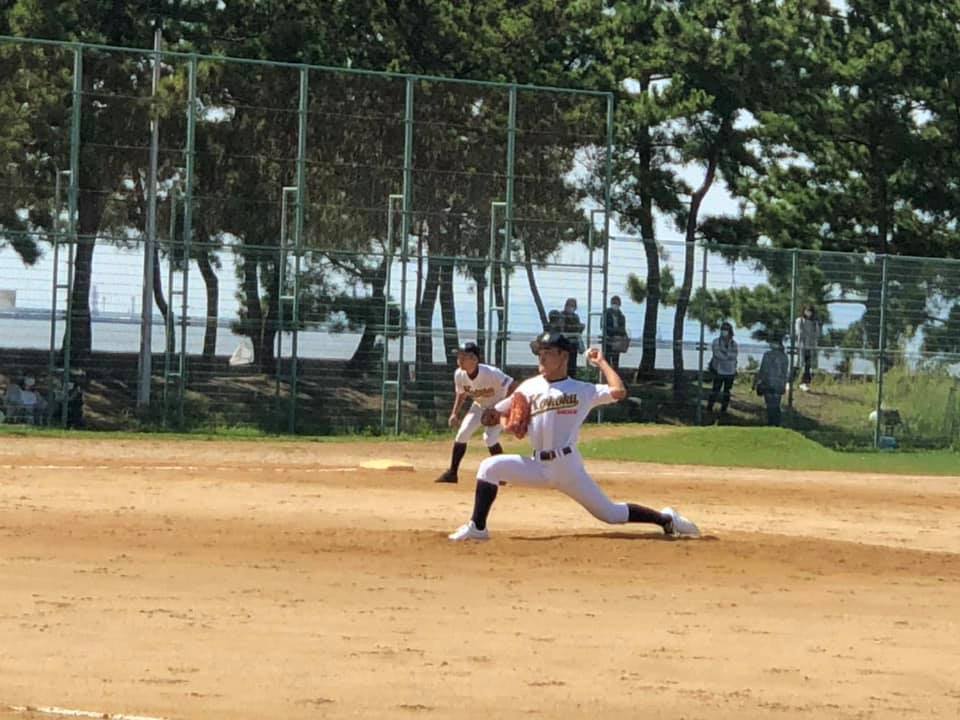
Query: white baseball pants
455,403,504,446
476,448,629,524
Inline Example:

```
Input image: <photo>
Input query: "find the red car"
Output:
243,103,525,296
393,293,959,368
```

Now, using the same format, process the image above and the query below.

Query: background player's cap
453,341,481,358
529,330,578,355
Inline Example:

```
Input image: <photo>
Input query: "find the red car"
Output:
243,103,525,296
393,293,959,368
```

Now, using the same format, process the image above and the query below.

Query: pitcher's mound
360,459,415,472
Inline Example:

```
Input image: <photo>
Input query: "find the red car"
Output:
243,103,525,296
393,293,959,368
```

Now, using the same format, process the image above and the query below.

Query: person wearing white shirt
435,341,518,484
448,331,700,541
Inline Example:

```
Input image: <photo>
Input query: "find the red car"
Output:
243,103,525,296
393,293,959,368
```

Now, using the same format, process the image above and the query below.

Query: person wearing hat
448,331,700,541
435,341,518,484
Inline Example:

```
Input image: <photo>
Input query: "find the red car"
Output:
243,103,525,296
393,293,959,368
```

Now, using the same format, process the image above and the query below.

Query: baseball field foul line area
6,704,167,720
1,435,959,720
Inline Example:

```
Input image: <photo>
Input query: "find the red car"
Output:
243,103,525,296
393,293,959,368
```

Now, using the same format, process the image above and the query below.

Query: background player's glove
480,408,501,427
504,392,531,439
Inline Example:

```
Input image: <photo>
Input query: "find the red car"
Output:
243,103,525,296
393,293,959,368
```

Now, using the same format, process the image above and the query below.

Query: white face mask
24,377,35,389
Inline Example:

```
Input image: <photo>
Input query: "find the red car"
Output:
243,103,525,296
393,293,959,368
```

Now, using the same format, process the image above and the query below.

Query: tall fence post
177,54,197,429
288,64,309,434
60,43,83,427
137,27,162,410
874,254,889,448
601,92,614,373
786,249,799,414
396,77,415,434
502,85,517,369
696,243,708,426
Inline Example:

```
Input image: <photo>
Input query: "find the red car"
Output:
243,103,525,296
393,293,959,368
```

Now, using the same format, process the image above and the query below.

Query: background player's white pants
476,449,630,524
455,404,504,446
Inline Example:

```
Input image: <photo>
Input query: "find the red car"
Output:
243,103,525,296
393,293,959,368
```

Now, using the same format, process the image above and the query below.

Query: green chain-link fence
3,37,959,449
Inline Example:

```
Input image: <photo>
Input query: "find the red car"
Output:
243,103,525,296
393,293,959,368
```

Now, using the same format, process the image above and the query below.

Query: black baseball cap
453,341,481,358
529,330,578,355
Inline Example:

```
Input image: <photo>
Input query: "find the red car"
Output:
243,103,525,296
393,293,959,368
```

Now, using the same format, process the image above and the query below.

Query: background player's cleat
448,521,490,541
435,469,458,484
661,507,700,538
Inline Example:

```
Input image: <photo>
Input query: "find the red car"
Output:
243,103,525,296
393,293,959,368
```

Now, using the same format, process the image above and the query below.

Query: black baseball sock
487,443,503,456
628,503,669,527
449,442,467,473
471,481,499,531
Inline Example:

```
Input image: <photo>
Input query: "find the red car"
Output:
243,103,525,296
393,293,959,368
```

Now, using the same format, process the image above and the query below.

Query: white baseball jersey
479,375,627,524
494,375,616,452
455,364,513,409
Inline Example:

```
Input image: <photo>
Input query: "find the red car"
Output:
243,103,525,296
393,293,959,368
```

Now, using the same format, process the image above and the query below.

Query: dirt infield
1,435,959,720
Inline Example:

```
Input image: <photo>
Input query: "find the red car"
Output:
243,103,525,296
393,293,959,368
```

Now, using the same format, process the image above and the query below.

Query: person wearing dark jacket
602,296,628,370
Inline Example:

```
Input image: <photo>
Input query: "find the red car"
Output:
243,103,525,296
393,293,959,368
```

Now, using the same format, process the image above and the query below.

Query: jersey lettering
530,392,578,417
464,386,496,398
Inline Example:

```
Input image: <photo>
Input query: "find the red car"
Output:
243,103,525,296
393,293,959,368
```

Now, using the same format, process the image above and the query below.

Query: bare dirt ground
1,434,959,720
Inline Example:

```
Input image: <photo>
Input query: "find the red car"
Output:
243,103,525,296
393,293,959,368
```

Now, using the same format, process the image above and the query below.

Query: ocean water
0,312,874,375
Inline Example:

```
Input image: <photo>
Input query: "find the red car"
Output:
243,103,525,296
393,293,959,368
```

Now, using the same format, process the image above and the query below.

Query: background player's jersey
455,364,514,409
497,375,616,451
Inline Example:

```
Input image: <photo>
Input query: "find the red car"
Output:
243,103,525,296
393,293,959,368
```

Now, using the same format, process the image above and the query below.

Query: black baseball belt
537,446,572,461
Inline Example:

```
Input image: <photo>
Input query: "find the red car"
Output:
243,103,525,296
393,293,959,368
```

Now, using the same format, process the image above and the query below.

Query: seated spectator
18,375,48,425
3,380,24,422
51,378,85,429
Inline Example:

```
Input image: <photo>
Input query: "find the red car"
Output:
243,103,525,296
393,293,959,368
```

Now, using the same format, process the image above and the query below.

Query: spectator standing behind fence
707,322,738,415
755,337,789,426
602,295,628,371
558,298,585,378
794,305,821,391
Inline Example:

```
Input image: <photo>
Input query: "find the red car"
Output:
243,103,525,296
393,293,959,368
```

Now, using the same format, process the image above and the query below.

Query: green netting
3,37,959,450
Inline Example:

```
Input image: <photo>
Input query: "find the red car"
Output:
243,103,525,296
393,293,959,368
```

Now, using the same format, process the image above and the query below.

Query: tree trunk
65,179,104,359
522,234,548,329
635,119,661,380
66,236,95,360
493,263,505,367
672,149,719,399
472,267,486,354
239,253,273,373
416,254,441,372
347,257,388,373
196,250,219,360
438,259,458,367
151,243,173,355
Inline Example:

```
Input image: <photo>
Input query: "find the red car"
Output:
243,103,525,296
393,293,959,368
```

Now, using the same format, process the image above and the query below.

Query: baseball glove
504,392,531,439
480,407,501,427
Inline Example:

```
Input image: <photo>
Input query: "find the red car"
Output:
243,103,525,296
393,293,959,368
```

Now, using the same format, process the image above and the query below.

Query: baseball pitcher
435,341,518,484
449,331,700,541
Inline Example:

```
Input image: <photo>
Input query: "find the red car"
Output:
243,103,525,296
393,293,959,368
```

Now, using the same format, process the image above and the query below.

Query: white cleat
661,507,700,538
448,521,490,542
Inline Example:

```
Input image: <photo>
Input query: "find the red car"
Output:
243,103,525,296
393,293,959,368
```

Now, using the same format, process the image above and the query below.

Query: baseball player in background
448,331,700,541
435,341,518,484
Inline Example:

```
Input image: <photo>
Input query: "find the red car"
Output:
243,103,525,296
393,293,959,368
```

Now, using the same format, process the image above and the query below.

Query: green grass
3,422,956,475
579,426,960,476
